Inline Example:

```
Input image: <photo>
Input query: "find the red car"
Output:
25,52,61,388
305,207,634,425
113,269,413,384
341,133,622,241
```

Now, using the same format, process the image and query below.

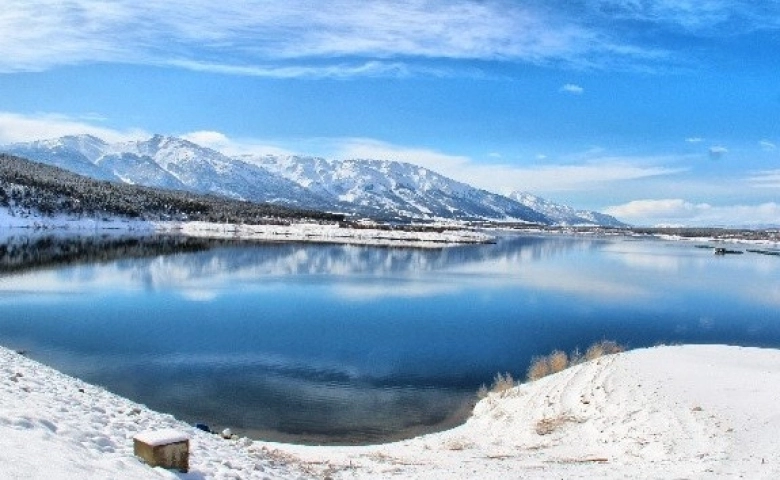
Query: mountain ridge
1,134,626,226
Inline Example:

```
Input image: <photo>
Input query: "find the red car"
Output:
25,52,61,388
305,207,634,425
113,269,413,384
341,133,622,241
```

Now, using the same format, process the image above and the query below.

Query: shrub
477,340,626,399
584,340,624,361
527,350,569,382
548,350,569,373
477,372,515,398
526,355,551,382
526,341,624,383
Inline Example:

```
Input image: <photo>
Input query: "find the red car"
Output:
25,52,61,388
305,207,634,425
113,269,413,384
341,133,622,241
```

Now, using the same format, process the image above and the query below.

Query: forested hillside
0,154,343,224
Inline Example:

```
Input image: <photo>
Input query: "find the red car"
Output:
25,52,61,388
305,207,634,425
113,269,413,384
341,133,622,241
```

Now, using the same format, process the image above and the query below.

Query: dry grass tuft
584,340,624,361
526,341,625,383
548,350,569,373
526,356,551,382
535,414,579,435
477,372,515,398
476,340,626,400
527,350,569,382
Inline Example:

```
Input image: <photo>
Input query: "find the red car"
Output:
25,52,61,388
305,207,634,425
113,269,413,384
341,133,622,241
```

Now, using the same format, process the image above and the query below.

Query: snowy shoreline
152,220,494,248
0,209,493,248
3,344,780,479
3,207,779,250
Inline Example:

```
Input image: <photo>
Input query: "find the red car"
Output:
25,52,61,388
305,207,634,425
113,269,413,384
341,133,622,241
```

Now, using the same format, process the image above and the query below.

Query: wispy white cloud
330,137,683,194
2,1,779,77
0,111,146,144
0,0,674,76
561,83,584,94
749,169,780,188
605,199,704,220
708,145,728,159
587,0,780,34
167,59,425,79
685,137,704,143
181,130,294,157
605,198,780,227
759,140,777,151
331,137,472,173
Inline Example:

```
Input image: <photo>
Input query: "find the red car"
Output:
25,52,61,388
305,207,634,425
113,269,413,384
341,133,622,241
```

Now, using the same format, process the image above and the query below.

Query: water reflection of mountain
111,233,609,284
0,231,608,280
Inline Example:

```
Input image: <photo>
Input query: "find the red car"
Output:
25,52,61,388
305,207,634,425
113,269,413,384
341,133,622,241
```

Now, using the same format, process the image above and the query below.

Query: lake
0,231,778,444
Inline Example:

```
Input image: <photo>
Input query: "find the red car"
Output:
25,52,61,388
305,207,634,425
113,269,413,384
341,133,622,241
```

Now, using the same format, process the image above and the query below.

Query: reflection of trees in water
122,233,608,279
0,234,220,275
0,232,610,279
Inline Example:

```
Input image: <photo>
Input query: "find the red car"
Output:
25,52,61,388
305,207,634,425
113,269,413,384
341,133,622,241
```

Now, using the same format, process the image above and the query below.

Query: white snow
134,429,189,447
0,346,307,479
3,344,780,479
275,345,780,479
0,207,493,248
153,221,492,248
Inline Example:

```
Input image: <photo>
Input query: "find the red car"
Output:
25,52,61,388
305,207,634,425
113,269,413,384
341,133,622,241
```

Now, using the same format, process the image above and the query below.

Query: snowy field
0,208,492,248
2,344,780,479
153,221,492,248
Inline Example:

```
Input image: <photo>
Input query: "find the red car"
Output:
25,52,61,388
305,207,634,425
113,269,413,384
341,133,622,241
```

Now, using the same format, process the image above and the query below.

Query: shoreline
0,210,494,248
3,344,780,478
3,206,778,249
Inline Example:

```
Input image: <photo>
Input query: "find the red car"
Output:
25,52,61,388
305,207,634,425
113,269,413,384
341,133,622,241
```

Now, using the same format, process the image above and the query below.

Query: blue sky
0,1,779,226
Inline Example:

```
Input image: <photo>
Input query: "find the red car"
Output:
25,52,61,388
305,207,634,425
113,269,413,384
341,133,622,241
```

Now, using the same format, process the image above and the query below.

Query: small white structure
133,429,190,472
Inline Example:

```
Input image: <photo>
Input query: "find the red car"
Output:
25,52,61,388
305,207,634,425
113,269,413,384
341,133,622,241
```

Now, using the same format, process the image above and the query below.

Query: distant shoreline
0,209,495,248
2,207,778,249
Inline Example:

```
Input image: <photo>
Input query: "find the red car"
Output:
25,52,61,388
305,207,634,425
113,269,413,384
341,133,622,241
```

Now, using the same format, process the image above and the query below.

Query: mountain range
1,135,626,227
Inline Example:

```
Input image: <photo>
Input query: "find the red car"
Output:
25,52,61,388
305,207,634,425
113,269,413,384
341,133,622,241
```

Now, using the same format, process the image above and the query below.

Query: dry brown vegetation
477,372,514,398
477,341,625,398
527,341,624,382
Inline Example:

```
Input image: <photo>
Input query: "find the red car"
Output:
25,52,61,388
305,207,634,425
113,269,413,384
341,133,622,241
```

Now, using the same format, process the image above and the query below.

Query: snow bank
0,347,307,479
0,206,492,247
153,221,493,248
134,429,190,447
275,345,780,479
3,344,780,479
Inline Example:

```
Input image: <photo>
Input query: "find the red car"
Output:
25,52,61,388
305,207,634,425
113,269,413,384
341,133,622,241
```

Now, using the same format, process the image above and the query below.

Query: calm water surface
0,232,779,444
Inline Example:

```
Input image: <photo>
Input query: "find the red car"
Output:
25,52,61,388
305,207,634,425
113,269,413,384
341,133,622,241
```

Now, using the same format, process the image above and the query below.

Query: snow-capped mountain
3,135,329,210
509,191,626,227
0,134,623,225
3,135,116,182
247,155,549,222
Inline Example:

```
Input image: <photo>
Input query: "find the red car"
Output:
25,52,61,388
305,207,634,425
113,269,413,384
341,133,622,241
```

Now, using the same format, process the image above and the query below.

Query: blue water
0,233,778,444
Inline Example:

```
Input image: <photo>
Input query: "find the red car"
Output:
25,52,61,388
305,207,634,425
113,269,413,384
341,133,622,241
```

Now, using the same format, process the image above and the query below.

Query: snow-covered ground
0,346,308,480
3,344,780,479
153,221,492,248
0,207,493,248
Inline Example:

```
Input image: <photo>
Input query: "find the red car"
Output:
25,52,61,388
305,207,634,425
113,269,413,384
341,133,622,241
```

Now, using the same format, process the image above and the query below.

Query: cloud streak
605,198,780,227
330,138,683,194
0,0,697,76
587,0,780,34
0,112,146,144
561,83,584,94
749,169,780,188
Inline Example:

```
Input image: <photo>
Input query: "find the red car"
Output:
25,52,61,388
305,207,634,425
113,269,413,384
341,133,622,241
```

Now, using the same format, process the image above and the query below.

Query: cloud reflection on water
2,234,776,307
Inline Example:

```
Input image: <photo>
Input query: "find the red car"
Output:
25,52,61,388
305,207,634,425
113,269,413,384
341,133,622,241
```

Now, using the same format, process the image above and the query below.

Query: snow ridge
249,154,549,222
509,191,626,227
2,135,622,225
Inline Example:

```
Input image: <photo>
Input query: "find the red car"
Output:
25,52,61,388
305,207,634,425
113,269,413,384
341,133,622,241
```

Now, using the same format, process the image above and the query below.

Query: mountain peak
509,191,627,227
0,134,623,226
